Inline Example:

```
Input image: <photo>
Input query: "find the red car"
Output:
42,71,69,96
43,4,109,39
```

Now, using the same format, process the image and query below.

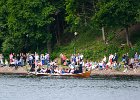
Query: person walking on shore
113,53,118,63
0,54,4,66
134,52,138,61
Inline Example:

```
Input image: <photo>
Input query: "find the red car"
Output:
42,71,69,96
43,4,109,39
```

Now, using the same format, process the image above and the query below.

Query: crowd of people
0,53,50,69
0,51,140,73
60,52,140,73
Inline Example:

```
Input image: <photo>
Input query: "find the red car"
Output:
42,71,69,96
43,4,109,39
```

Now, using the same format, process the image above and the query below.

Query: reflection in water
0,75,140,100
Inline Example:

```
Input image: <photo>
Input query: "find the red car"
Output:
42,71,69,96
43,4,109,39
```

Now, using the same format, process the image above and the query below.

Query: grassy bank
51,24,140,62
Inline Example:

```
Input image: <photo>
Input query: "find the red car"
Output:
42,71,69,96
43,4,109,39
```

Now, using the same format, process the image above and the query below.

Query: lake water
0,75,140,100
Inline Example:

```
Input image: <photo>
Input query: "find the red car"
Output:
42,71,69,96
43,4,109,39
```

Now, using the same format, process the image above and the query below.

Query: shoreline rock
0,67,28,75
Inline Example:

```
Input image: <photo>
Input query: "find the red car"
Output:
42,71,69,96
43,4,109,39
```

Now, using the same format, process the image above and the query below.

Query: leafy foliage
0,0,140,60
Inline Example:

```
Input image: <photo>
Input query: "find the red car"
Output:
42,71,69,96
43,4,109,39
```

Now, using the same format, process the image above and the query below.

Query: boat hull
29,71,91,78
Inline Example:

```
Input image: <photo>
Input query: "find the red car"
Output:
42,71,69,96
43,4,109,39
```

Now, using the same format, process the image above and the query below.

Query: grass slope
52,24,140,62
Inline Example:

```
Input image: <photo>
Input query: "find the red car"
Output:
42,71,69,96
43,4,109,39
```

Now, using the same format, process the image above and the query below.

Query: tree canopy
0,0,140,56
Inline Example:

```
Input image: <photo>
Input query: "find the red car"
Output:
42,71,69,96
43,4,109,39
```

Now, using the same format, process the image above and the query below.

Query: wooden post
102,27,105,42
125,27,129,46
35,52,37,75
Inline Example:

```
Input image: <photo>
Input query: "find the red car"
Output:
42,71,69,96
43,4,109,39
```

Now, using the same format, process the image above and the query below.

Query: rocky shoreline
0,67,28,75
0,67,140,77
91,69,140,76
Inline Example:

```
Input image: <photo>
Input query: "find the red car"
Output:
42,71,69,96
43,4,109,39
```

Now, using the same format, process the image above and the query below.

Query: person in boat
54,67,61,74
65,68,70,73
74,67,79,74
36,61,43,72
75,54,79,65
79,59,83,73
40,67,46,73
91,62,98,69
50,67,53,73
61,68,65,74
112,61,117,69
37,66,41,72
66,59,71,66
46,68,51,73
70,68,74,73
69,61,75,69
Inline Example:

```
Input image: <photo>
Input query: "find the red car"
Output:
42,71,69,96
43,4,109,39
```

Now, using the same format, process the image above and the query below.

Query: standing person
61,54,66,65
26,53,30,65
73,54,76,65
122,54,126,63
113,53,118,63
45,53,48,65
40,54,45,65
134,52,138,61
138,54,140,62
14,57,18,69
22,54,27,66
70,54,74,63
108,54,113,65
9,53,13,65
77,53,80,65
20,53,24,66
123,54,129,73
16,54,21,67
0,54,1,65
47,54,50,62
60,53,63,65
0,54,3,65
80,53,84,61
125,53,129,65
30,54,35,72
29,54,33,67
35,53,39,65
76,54,79,65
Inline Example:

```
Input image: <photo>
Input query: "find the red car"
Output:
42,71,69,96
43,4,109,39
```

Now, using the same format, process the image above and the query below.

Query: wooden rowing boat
29,71,91,78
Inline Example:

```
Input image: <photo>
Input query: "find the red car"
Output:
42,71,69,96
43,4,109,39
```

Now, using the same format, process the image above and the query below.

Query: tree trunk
57,14,60,45
125,27,130,46
83,3,87,26
101,27,105,42
93,0,96,13
47,40,51,54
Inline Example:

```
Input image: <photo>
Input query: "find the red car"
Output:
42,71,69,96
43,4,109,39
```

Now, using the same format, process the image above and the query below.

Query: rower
79,59,83,73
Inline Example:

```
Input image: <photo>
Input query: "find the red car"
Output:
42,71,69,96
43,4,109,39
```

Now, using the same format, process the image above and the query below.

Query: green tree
93,0,140,45
65,0,96,31
0,0,59,54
